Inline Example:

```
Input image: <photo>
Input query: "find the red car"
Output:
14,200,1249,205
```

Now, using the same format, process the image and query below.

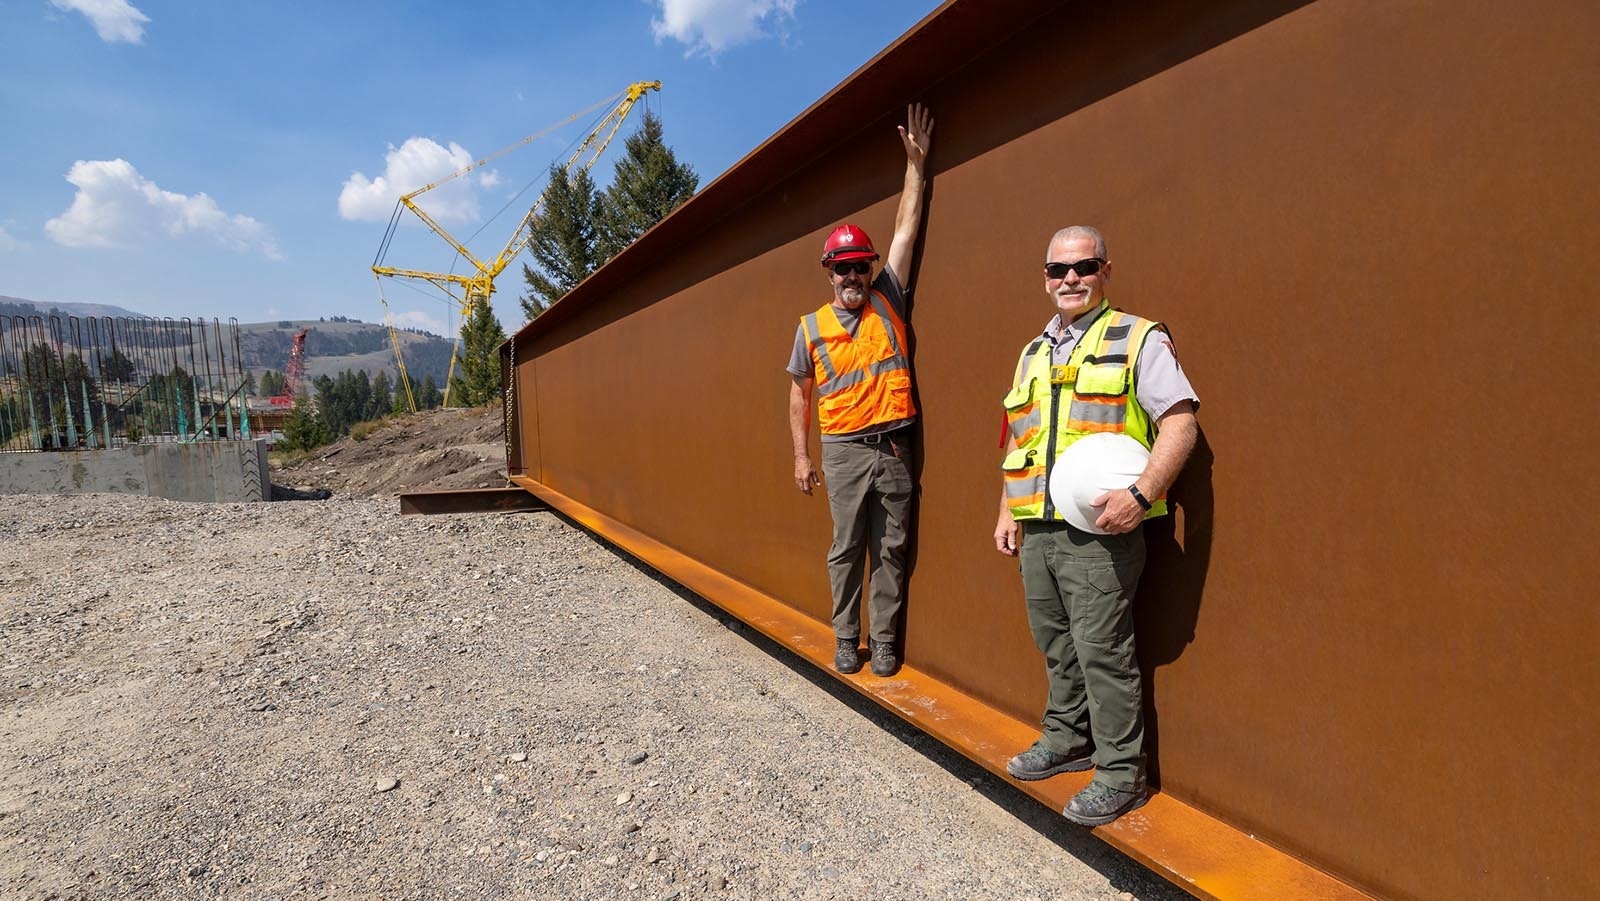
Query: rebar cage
0,315,253,453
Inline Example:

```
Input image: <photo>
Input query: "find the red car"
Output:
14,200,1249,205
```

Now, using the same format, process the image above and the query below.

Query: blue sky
0,0,940,336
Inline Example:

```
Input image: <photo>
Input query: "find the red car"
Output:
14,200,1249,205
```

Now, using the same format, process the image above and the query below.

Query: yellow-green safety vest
1001,301,1170,523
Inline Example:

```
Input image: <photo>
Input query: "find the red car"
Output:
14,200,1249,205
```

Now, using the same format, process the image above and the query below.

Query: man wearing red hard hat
786,104,934,678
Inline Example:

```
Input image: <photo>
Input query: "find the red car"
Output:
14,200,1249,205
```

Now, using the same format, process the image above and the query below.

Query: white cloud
339,138,481,224
44,159,283,260
0,224,23,252
50,0,149,44
650,0,798,59
478,170,503,189
392,309,447,336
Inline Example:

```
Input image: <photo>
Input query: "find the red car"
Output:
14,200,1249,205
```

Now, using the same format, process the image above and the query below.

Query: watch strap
1128,484,1153,511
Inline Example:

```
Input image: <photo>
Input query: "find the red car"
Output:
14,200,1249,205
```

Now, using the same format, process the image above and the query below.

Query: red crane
269,328,310,407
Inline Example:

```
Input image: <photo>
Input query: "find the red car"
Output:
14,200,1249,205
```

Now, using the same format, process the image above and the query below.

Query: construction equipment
270,327,309,407
371,81,661,407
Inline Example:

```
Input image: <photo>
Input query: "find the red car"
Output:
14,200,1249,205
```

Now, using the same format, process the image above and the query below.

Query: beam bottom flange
508,475,1373,901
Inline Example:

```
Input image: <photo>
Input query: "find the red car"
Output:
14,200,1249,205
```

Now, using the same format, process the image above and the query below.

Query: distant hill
0,295,145,320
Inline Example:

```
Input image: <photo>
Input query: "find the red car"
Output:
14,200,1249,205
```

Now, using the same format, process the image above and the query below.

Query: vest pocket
1003,379,1037,410
1001,447,1036,472
1073,364,1129,398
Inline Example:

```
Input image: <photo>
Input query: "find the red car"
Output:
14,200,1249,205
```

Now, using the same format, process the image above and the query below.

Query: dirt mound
273,406,508,497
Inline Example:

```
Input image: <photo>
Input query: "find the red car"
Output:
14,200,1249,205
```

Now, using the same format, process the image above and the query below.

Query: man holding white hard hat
994,225,1198,826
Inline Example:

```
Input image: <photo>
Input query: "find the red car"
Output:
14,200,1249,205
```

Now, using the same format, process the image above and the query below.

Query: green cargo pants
1019,520,1147,791
821,433,913,644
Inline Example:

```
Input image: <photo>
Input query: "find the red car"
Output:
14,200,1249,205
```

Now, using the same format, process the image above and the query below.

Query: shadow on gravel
270,483,333,501
539,509,1189,901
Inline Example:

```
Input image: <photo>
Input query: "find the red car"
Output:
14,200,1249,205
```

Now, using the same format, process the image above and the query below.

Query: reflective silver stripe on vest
1004,472,1043,500
869,293,906,359
811,293,909,397
1065,399,1127,425
818,355,908,396
1008,407,1041,440
802,312,836,384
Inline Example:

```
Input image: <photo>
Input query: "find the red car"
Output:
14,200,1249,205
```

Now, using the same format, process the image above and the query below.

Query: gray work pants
1019,520,1147,791
821,435,913,644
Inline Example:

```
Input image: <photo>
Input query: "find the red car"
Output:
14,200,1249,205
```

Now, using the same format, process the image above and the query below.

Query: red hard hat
820,224,879,266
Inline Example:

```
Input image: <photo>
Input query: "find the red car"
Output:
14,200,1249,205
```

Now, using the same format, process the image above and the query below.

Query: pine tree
312,374,339,435
449,301,508,407
521,164,604,319
354,370,373,421
371,371,393,418
282,394,329,451
419,374,442,409
391,374,414,414
597,111,699,259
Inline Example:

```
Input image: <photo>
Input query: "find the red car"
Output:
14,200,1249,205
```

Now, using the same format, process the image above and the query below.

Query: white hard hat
1048,433,1151,534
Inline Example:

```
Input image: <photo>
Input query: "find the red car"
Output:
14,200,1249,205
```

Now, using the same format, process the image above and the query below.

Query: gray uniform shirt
1036,304,1200,420
787,267,916,442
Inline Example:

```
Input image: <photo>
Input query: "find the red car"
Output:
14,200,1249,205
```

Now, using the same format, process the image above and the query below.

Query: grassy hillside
238,319,455,386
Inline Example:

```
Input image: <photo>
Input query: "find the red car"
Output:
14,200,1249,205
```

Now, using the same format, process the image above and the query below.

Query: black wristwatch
1128,485,1153,511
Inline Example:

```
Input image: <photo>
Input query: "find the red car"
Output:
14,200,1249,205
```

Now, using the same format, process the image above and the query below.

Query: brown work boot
868,639,897,676
833,638,862,674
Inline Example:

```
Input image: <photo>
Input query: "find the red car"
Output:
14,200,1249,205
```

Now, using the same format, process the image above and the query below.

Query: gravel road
1,492,1188,900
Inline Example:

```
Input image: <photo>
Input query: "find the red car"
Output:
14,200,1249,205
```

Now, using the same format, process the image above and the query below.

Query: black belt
847,427,908,446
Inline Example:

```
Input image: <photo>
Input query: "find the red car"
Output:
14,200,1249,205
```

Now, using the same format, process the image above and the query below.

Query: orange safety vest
801,291,916,435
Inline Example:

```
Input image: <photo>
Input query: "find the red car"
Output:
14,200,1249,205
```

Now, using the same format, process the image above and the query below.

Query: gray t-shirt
786,267,908,378
1035,304,1200,420
787,267,915,442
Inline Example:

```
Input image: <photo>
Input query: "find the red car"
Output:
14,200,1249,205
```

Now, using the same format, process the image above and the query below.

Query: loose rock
0,409,1188,901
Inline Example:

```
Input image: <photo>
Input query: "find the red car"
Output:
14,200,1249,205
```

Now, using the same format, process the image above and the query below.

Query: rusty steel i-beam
498,1,1600,898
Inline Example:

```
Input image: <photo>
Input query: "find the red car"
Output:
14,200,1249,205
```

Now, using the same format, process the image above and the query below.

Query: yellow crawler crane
372,80,661,408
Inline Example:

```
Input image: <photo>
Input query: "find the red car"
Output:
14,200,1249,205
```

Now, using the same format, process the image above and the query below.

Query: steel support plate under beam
398,486,547,516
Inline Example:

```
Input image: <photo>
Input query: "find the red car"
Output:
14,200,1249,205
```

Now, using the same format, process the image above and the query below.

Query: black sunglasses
830,261,872,277
1044,258,1107,280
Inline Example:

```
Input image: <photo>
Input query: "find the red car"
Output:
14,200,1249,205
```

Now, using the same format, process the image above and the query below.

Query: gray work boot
1005,742,1094,781
1063,781,1148,826
833,638,861,674
868,639,897,676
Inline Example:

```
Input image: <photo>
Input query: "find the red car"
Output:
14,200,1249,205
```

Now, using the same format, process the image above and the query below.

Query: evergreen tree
354,370,373,420
259,369,287,397
391,374,414,414
371,371,393,417
101,348,138,382
449,302,508,406
521,164,604,319
597,111,699,259
281,394,329,451
312,374,339,435
419,374,443,409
